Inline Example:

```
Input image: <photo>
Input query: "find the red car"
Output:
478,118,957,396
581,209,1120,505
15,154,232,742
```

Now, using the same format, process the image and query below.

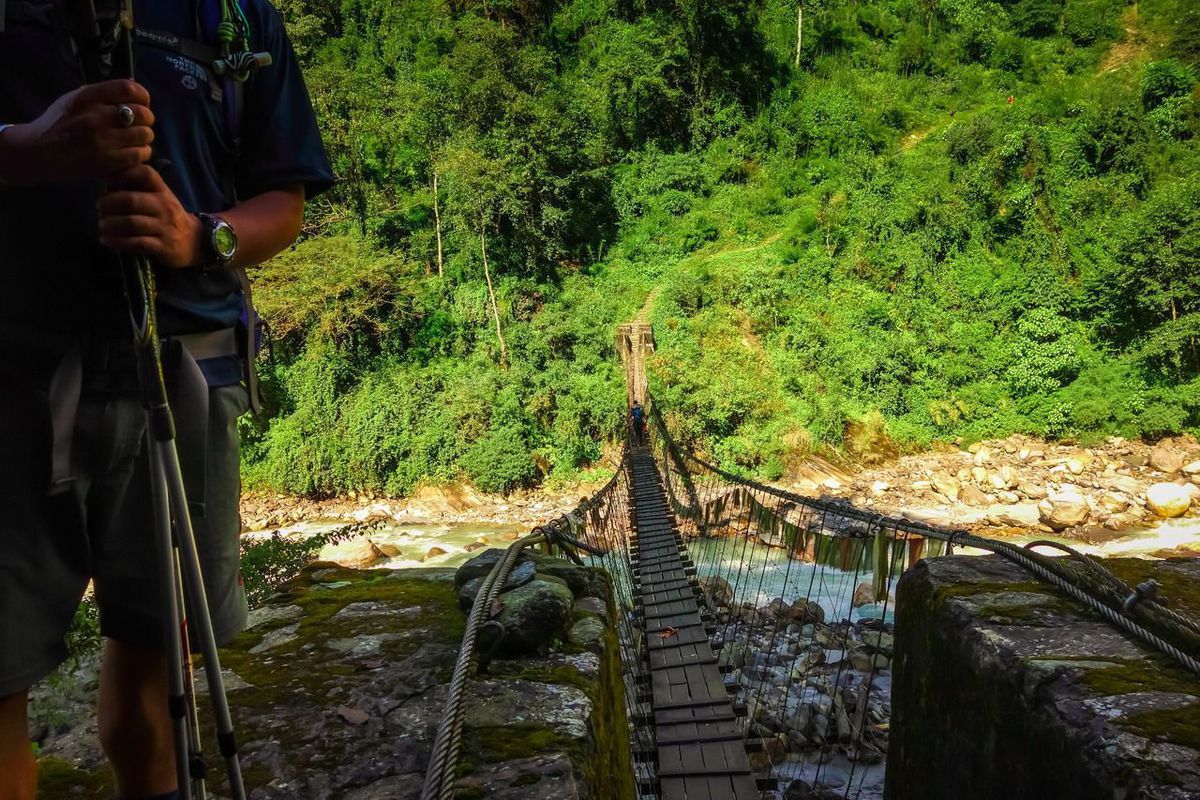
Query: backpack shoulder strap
199,0,248,153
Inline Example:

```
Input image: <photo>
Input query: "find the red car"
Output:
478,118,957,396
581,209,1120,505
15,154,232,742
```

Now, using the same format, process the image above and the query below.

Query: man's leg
0,691,35,800
97,640,176,798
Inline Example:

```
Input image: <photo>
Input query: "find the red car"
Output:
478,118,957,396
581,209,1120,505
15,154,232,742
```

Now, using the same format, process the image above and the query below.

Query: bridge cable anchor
1123,580,1160,613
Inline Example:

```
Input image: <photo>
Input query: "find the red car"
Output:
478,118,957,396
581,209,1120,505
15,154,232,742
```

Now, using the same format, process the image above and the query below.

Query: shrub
239,521,378,608
462,423,538,493
1062,0,1120,45
1141,59,1196,110
1012,0,1063,37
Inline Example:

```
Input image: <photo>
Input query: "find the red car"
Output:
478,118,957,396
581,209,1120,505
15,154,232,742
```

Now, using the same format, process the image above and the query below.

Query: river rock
495,578,575,654
700,575,734,607
993,465,1018,489
525,553,591,596
852,582,877,608
960,485,991,506
319,538,387,568
1149,447,1183,474
989,503,1041,528
932,473,961,502
787,599,825,625
1183,461,1200,476
1018,483,1047,500
573,596,609,624
862,630,894,655
421,546,448,562
1097,492,1130,514
456,560,538,611
458,576,486,611
1038,493,1089,530
1145,483,1191,518
1064,456,1084,475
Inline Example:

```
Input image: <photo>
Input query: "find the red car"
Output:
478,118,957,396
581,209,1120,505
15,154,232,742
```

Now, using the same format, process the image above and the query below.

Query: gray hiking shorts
0,374,249,698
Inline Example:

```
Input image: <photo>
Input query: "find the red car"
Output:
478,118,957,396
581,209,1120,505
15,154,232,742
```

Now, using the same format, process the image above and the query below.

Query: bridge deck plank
650,643,716,670
642,586,698,605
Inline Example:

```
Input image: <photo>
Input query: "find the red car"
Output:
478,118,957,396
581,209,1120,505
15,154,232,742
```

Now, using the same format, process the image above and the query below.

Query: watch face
213,221,237,260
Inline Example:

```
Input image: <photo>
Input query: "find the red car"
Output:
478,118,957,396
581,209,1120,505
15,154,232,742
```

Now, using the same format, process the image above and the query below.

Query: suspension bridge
420,325,1200,800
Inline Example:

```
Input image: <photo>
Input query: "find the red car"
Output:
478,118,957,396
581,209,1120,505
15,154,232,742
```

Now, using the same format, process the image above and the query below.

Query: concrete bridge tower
616,323,655,409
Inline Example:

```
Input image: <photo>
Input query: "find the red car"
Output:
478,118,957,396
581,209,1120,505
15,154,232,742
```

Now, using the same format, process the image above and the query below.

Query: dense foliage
246,0,1200,492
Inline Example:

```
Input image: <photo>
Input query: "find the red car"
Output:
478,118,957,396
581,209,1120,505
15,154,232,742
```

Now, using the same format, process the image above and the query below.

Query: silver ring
117,104,135,128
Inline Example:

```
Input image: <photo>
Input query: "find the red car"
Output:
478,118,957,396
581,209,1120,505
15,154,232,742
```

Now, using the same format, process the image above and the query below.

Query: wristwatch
196,212,238,268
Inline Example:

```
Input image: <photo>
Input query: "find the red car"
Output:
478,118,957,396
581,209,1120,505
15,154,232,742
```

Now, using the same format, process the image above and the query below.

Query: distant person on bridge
0,2,331,799
631,400,647,446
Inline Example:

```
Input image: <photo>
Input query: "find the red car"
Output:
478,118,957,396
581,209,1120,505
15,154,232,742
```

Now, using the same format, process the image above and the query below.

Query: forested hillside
245,0,1200,496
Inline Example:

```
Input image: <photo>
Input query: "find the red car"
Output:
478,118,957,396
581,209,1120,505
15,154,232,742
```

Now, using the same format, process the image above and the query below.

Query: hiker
631,400,647,446
0,2,332,799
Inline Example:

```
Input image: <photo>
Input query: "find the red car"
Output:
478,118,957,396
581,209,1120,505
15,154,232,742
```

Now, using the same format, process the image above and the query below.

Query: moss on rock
37,561,635,799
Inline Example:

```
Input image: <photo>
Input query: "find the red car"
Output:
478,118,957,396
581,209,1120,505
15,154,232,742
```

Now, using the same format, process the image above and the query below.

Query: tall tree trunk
795,4,803,67
432,169,444,278
480,228,508,367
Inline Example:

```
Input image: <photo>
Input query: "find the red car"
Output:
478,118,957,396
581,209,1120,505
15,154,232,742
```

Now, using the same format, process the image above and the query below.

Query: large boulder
318,538,387,568
495,578,575,654
787,599,825,625
1146,483,1191,518
524,553,591,596
455,548,517,588
992,465,1019,489
931,473,961,502
960,485,991,507
1038,493,1089,530
1150,447,1184,474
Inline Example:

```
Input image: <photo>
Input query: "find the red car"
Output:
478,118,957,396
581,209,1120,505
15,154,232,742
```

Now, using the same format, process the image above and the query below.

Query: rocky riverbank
787,434,1200,554
240,480,604,534
243,436,1200,559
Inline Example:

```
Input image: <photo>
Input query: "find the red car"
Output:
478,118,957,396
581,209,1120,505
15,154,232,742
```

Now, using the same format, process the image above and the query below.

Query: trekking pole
62,2,247,798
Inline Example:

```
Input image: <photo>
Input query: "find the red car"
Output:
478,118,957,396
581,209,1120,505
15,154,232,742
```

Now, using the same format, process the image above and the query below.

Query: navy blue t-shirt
0,0,333,382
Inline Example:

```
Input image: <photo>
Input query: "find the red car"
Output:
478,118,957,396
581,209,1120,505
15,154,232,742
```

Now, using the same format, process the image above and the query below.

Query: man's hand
0,81,154,186
97,165,201,268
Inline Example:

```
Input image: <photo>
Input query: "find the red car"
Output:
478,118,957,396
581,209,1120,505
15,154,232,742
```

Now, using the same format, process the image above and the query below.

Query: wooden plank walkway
628,449,760,800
